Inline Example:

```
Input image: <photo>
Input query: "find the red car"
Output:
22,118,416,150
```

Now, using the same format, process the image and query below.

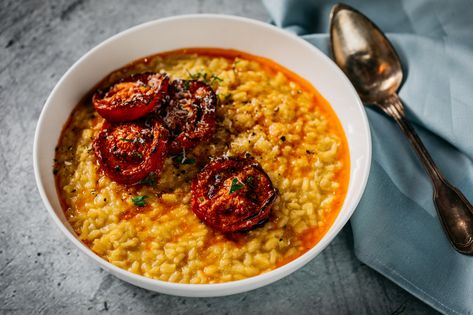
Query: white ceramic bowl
33,14,371,297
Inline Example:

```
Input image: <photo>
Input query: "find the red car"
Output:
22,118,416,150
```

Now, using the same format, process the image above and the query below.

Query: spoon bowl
330,4,403,103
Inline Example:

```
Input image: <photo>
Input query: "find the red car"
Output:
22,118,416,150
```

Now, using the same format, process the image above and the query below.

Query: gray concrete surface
0,0,438,314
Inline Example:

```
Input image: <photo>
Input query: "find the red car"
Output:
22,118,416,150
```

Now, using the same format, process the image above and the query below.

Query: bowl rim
33,13,371,296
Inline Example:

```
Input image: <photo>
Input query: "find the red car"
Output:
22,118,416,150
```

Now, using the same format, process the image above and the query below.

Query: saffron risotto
55,49,350,284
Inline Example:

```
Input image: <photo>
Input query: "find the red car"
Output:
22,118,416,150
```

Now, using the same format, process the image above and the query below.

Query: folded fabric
262,0,473,314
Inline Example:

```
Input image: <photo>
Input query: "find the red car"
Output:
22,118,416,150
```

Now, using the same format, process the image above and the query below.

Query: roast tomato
163,80,216,154
93,118,169,185
191,155,278,233
93,72,169,122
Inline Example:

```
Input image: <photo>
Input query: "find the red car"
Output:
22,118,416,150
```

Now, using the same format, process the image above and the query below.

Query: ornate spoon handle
377,94,473,254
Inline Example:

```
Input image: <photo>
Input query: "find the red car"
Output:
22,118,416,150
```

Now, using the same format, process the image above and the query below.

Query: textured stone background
0,0,437,314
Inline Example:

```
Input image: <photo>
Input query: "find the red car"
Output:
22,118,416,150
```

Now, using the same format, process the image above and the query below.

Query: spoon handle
378,94,473,254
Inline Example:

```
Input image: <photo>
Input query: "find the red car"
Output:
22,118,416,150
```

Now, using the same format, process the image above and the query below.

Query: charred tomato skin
163,79,217,155
191,155,278,233
93,72,169,122
93,118,169,185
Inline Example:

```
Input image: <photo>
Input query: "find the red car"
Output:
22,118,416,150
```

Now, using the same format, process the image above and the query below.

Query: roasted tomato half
191,155,278,233
93,72,169,122
93,118,169,185
163,79,217,154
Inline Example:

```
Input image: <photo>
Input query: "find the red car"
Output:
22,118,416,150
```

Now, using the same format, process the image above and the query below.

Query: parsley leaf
119,137,145,144
173,153,196,165
182,157,196,165
138,172,156,186
131,195,148,207
133,152,143,159
245,176,254,187
229,178,244,194
119,138,134,142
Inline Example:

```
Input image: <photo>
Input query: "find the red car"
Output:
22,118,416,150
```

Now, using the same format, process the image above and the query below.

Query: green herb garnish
186,69,200,80
131,195,148,207
245,176,254,187
182,157,196,165
138,172,157,186
173,153,196,165
119,137,145,144
232,59,241,73
210,74,223,84
219,93,232,103
229,178,245,194
185,70,222,86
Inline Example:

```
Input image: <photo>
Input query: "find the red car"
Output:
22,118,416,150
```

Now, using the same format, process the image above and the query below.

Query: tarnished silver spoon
329,3,473,254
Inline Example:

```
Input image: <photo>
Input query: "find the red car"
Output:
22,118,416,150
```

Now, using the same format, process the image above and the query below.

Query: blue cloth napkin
262,0,473,314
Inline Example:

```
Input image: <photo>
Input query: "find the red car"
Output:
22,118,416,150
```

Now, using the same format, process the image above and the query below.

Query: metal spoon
329,3,473,254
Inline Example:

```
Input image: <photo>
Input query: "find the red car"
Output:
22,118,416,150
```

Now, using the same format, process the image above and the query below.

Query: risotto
54,48,350,284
